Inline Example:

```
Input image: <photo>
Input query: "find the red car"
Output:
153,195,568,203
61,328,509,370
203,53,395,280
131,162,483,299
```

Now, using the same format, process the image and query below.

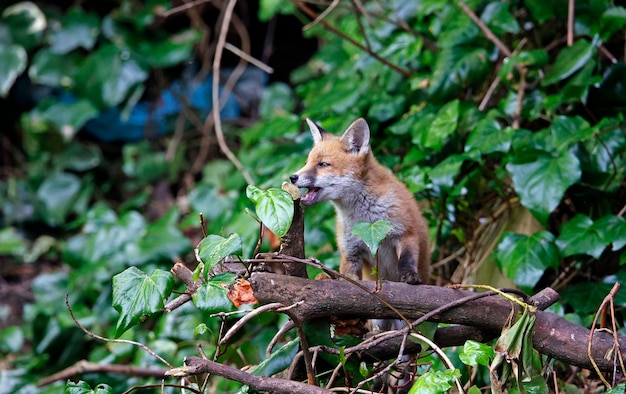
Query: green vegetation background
1,0,625,392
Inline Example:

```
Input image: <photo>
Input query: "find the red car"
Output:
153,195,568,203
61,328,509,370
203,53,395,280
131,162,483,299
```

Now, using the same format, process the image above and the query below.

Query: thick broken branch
250,272,625,373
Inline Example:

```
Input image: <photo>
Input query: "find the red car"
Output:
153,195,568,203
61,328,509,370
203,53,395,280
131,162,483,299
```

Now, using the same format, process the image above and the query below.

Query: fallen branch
250,272,625,373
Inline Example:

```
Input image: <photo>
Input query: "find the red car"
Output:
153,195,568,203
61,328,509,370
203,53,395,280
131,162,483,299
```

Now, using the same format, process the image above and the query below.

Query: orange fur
290,118,430,284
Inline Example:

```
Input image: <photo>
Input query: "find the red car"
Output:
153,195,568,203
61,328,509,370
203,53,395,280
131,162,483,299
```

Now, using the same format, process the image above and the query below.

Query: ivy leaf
37,171,82,226
556,214,608,259
193,273,237,314
249,338,299,376
542,39,596,86
49,9,99,54
409,368,461,394
66,381,114,394
429,46,489,101
594,215,626,251
0,44,27,97
496,231,559,292
416,99,459,151
428,154,467,188
112,267,174,337
465,119,512,154
506,150,581,224
352,220,394,256
480,2,519,35
459,340,495,367
196,234,242,272
246,185,294,237
39,100,99,140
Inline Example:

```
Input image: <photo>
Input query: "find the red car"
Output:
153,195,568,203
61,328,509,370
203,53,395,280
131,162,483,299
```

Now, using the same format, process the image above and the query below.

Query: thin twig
458,2,512,57
161,0,214,18
567,0,575,46
224,42,274,73
211,0,255,185
219,302,286,345
303,0,340,30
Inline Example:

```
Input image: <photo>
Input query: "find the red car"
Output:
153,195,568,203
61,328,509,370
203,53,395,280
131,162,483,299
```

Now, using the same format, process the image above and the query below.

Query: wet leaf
246,185,294,237
112,267,174,336
196,234,242,271
352,220,394,256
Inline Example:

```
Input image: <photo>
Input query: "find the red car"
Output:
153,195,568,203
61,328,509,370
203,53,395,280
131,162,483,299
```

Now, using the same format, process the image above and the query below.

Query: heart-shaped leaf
506,150,581,224
556,214,609,259
496,231,559,292
112,267,174,337
246,185,294,237
196,234,242,271
352,220,395,256
192,273,237,313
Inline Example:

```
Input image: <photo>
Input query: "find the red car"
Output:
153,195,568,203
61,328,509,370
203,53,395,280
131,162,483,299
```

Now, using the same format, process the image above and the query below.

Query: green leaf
75,44,149,108
465,118,512,154
480,2,519,35
37,171,82,226
459,340,494,367
246,185,294,237
429,46,489,101
112,267,174,337
428,154,468,188
192,273,237,313
607,383,626,394
0,326,24,353
506,150,581,224
496,231,560,292
196,234,242,271
137,208,191,262
135,29,201,68
542,39,596,86
2,2,45,50
249,338,299,376
29,48,81,87
600,7,626,40
39,100,99,140
594,215,626,251
560,281,626,315
0,227,27,257
0,44,27,97
416,99,459,151
49,9,99,54
66,381,114,394
351,220,394,256
556,214,608,259
408,368,461,394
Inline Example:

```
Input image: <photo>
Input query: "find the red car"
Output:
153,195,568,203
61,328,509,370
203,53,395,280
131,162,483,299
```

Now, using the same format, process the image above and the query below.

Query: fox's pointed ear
341,118,370,155
305,118,326,145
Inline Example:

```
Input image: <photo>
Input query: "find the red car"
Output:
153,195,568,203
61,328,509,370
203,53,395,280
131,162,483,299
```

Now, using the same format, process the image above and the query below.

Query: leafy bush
1,0,626,393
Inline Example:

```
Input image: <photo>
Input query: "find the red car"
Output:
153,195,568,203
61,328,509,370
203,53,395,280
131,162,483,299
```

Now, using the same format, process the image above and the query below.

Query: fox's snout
289,174,299,184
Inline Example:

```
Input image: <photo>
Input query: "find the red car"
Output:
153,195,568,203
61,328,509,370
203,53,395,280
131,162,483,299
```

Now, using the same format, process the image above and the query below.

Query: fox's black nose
289,174,298,184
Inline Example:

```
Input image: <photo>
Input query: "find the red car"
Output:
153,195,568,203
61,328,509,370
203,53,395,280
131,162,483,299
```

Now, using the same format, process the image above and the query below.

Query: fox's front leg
397,248,422,285
339,254,363,281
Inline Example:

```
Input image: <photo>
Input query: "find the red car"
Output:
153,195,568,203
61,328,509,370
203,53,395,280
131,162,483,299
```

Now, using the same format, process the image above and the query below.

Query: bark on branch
250,272,625,373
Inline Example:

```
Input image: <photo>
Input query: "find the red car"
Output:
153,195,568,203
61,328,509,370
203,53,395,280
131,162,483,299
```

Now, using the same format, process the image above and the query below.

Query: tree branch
250,272,625,373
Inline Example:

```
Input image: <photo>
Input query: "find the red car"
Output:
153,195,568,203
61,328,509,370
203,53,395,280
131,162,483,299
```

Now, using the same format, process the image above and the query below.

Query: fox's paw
400,271,422,285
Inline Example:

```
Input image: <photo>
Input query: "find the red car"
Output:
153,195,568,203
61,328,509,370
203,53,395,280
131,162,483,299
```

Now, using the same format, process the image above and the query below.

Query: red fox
290,118,430,285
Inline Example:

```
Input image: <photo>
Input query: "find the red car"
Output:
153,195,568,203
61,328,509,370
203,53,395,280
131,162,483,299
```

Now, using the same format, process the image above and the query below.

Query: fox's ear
341,118,370,155
305,118,327,145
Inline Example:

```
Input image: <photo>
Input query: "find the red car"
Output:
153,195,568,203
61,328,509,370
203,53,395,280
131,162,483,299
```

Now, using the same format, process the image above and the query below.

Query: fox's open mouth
301,187,321,205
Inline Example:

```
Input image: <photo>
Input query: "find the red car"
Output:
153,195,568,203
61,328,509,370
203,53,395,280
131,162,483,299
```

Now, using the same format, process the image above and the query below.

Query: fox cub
290,118,430,285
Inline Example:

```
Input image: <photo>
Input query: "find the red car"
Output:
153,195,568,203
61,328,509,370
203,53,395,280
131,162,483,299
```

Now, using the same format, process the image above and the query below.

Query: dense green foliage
1,0,626,392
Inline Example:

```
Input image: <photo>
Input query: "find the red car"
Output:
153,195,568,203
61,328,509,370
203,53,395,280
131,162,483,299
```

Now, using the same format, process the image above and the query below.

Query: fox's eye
317,162,330,168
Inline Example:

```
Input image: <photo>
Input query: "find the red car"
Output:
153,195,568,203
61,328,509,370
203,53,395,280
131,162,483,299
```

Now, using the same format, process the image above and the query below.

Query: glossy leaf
49,9,99,54
112,267,174,337
192,272,237,313
506,150,581,224
0,44,27,97
460,340,495,367
29,48,80,87
594,215,626,251
0,227,27,256
66,380,113,394
409,368,461,394
2,2,45,50
600,7,626,40
417,99,459,151
542,39,596,86
196,234,243,271
352,220,394,256
249,338,299,376
429,46,489,101
428,154,467,188
138,208,191,262
481,2,519,35
465,119,512,154
556,214,609,259
496,231,559,292
246,185,294,237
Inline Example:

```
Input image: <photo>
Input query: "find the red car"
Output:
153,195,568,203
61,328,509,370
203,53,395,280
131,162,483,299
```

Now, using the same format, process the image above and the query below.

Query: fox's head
290,118,372,206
